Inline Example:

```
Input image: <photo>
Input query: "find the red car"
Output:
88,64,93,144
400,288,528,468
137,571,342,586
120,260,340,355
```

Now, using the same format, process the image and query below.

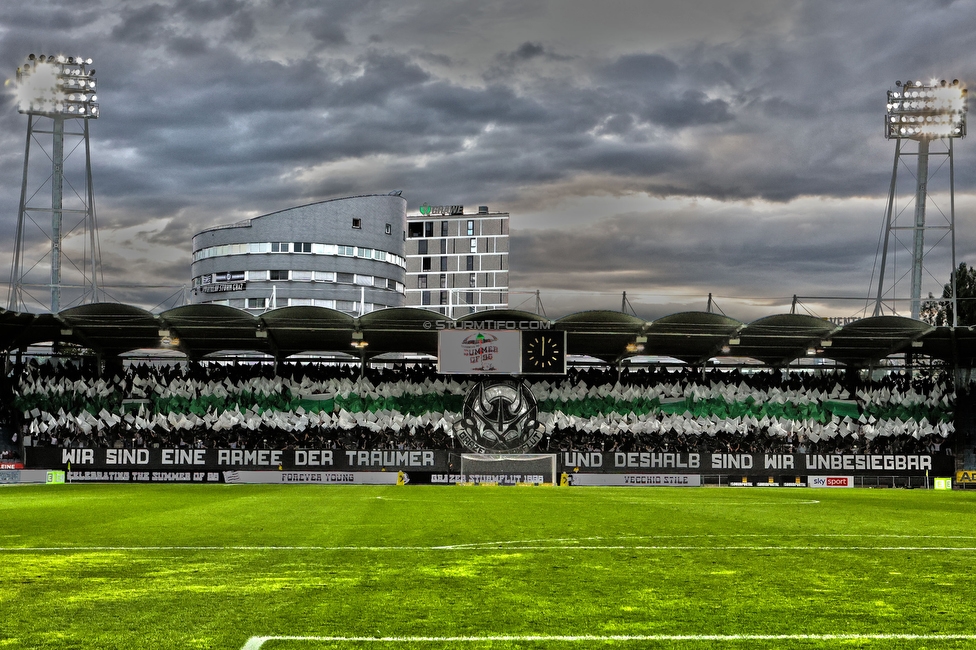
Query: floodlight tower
7,53,102,313
873,79,967,322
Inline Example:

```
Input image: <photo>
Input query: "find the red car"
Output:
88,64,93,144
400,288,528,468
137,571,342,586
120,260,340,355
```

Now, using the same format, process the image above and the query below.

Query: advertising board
808,476,854,488
437,330,521,374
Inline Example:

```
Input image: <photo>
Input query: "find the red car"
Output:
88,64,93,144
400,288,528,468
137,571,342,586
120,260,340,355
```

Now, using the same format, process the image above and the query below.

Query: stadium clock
521,331,566,374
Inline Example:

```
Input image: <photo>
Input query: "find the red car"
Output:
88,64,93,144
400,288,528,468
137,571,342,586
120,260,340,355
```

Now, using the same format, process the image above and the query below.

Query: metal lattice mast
7,53,101,313
873,79,967,322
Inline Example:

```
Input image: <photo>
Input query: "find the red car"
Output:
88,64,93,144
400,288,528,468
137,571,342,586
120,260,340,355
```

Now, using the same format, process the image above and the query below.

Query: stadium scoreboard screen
438,329,566,375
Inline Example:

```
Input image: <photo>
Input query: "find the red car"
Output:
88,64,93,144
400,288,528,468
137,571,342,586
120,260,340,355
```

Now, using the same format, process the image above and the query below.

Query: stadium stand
7,359,957,458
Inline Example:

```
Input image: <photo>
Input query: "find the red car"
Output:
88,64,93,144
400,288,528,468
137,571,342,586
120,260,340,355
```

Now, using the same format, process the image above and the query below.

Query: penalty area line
242,633,976,649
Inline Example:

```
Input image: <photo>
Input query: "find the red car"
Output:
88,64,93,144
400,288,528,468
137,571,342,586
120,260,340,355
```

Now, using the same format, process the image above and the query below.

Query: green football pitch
2,484,976,649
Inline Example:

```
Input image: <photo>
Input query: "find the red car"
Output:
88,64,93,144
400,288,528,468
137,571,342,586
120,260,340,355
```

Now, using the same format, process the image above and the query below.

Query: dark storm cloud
602,53,679,84
508,206,889,321
644,90,732,127
110,4,173,44
0,6,103,31
173,0,247,22
2,0,975,314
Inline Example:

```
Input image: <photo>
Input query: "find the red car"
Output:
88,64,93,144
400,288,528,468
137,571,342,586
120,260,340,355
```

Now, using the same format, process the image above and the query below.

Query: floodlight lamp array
885,79,966,139
15,53,99,118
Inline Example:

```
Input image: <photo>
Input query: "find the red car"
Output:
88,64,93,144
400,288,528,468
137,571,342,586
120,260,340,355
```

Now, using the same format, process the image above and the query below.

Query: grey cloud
0,5,103,31
306,19,348,46
226,10,256,41
642,89,732,127
601,53,679,85
110,4,173,44
511,208,889,301
495,41,572,67
173,0,247,22
511,42,544,60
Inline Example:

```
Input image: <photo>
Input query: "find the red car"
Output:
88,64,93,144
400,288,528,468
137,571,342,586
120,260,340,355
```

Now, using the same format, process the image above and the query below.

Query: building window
293,242,312,253
408,222,424,238
352,218,362,229
440,257,448,272
292,270,313,281
470,238,477,253
439,239,447,254
313,271,335,282
440,274,447,288
336,272,355,284
336,300,357,312
466,256,474,271
422,257,432,272
385,223,392,235
440,291,448,305
247,298,267,310
418,275,427,289
421,291,431,306
466,220,475,236
469,273,477,288
354,274,373,286
418,240,428,255
425,221,434,237
337,245,355,256
441,221,449,236
269,270,289,281
466,291,474,305
271,242,289,253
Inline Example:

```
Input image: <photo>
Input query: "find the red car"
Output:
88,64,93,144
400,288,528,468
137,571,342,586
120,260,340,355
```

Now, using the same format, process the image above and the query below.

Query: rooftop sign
419,203,463,216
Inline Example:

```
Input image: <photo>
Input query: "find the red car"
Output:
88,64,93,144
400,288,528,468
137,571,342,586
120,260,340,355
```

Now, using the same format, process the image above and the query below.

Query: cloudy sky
1,0,974,320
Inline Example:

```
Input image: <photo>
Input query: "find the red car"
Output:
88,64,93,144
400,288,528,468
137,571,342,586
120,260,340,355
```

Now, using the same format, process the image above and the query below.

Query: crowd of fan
2,358,960,458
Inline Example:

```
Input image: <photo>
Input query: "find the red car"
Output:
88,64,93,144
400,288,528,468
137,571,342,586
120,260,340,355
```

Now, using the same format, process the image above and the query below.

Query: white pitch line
241,633,976,649
6,533,973,554
5,544,976,553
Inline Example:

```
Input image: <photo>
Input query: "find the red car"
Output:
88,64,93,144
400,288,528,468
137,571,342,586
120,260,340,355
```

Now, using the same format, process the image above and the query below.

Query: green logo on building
419,203,432,216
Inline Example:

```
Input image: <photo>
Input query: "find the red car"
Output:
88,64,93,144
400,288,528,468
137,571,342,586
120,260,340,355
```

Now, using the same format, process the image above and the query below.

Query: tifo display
3,359,957,485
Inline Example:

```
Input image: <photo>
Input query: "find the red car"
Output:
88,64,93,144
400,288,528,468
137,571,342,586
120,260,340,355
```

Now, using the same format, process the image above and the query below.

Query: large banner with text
24,448,953,477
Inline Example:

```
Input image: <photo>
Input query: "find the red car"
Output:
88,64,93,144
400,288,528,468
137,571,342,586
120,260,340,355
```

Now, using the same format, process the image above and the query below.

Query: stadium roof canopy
0,303,972,369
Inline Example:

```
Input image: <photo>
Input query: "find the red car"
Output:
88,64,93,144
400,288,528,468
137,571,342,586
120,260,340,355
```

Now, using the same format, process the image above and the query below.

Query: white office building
404,205,509,316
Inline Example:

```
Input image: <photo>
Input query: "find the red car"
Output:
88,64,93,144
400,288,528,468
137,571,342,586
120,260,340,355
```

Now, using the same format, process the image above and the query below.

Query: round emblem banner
454,379,545,453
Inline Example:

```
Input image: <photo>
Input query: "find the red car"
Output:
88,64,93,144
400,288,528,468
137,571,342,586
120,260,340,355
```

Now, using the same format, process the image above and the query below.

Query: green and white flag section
14,372,954,443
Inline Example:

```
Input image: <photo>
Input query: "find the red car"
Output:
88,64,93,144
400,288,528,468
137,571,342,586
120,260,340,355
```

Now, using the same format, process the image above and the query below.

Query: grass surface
1,484,976,649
